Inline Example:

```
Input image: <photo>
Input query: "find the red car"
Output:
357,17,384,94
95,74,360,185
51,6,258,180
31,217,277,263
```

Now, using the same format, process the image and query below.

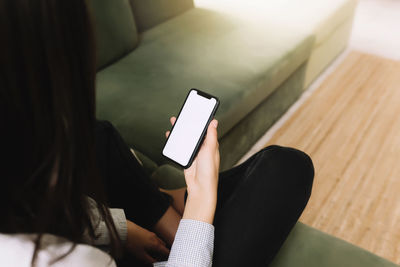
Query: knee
95,120,114,131
257,145,314,191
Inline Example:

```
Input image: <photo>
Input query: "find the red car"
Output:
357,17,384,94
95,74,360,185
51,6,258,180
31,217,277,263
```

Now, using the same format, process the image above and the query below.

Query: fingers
155,240,170,257
165,116,176,138
147,236,170,262
203,119,219,149
142,254,157,264
170,116,176,125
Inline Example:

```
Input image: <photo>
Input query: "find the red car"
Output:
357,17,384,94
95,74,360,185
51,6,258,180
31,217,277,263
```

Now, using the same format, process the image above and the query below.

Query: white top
0,233,116,267
0,215,214,267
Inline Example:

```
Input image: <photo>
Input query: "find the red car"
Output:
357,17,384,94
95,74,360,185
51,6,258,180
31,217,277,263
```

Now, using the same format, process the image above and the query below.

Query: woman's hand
166,116,220,224
126,220,170,264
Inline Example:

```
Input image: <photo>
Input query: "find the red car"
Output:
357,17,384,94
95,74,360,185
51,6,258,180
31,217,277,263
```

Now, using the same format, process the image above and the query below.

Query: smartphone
162,89,219,168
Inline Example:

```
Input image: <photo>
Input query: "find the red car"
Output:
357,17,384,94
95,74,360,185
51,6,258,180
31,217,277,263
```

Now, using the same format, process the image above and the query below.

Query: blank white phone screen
163,90,217,166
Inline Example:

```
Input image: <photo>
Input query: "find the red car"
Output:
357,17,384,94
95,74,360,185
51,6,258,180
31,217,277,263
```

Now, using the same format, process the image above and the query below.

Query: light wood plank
265,51,400,263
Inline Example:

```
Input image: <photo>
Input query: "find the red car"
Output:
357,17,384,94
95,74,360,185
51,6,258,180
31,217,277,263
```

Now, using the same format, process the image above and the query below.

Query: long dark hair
0,0,121,264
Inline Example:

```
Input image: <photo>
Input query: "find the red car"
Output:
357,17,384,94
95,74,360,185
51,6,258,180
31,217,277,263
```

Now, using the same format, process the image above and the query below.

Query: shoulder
0,233,116,267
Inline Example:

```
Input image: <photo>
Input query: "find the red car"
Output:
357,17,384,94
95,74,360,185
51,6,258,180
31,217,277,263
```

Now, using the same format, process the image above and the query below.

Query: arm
87,118,219,266
86,197,170,263
165,117,219,225
85,197,128,247
156,118,219,267
159,219,214,267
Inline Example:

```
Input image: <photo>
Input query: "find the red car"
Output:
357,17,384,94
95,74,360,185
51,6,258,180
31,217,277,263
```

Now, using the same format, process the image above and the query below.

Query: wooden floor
265,51,400,263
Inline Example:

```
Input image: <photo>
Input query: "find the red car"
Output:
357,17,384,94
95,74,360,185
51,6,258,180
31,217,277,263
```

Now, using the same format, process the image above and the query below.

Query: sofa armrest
131,149,158,177
270,222,399,267
132,148,185,189
151,164,186,190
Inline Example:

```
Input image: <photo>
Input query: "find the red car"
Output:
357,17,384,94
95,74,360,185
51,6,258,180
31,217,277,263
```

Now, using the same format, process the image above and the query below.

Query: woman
0,0,314,266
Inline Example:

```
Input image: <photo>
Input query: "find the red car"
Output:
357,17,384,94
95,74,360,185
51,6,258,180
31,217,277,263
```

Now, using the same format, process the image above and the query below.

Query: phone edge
161,88,220,169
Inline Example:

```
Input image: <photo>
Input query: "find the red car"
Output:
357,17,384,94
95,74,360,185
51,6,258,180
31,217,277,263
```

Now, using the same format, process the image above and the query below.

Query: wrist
186,185,217,203
182,194,216,224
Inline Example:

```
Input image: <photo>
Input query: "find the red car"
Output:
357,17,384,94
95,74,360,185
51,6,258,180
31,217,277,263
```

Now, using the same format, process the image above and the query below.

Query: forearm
155,219,215,267
159,188,186,216
153,206,182,246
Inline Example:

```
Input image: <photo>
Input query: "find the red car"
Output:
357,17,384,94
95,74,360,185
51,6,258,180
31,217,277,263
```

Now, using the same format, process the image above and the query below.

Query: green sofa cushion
96,8,312,165
91,0,138,69
218,63,308,170
196,0,358,87
129,0,194,32
271,223,399,267
196,0,357,47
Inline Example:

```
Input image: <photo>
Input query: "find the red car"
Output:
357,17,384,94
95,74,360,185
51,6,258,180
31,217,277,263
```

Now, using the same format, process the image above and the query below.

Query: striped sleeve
154,219,214,267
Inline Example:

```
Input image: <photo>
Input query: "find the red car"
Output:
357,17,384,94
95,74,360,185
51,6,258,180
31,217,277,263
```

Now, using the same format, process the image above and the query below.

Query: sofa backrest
90,0,138,70
129,0,194,32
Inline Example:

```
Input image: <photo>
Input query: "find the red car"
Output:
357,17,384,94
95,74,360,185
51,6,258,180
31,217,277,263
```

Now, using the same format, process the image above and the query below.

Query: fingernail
212,120,218,128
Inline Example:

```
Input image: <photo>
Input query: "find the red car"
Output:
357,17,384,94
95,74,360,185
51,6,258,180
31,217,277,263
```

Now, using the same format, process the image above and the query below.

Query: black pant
95,121,314,266
95,121,172,230
213,145,314,266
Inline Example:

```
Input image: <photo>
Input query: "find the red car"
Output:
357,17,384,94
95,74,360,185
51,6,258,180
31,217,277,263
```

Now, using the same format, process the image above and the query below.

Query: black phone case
162,88,220,169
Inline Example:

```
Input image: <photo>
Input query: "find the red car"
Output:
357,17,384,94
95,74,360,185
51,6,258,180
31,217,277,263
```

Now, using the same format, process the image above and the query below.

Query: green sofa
93,0,313,171
195,0,359,88
91,0,399,266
